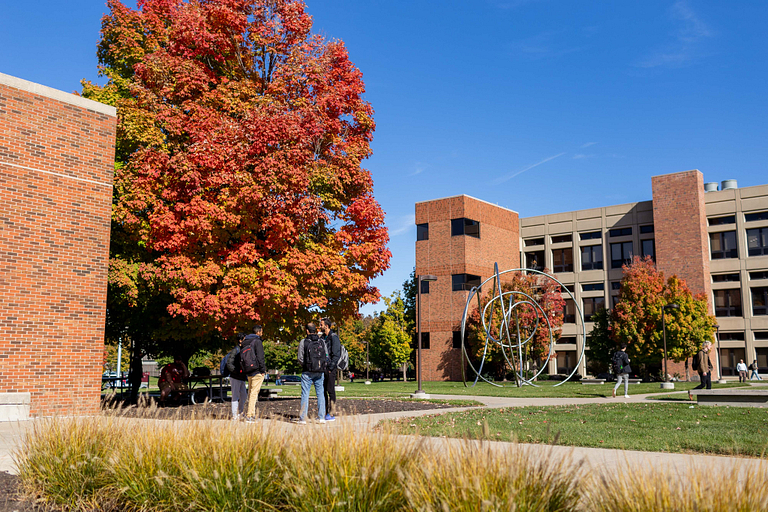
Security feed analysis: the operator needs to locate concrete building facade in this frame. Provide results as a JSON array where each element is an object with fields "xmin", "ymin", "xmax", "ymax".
[
  {"xmin": 415, "ymin": 170, "xmax": 768, "ymax": 381},
  {"xmin": 0, "ymin": 73, "xmax": 116, "ymax": 418}
]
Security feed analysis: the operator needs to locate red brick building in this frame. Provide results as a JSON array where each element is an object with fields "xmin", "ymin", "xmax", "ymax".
[
  {"xmin": 0, "ymin": 73, "xmax": 116, "ymax": 418},
  {"xmin": 415, "ymin": 170, "xmax": 768, "ymax": 381}
]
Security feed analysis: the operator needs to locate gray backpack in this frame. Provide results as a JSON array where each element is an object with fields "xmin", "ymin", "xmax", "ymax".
[{"xmin": 337, "ymin": 344, "xmax": 349, "ymax": 371}]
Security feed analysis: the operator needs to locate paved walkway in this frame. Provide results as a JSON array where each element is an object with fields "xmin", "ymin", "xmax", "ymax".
[{"xmin": 2, "ymin": 390, "xmax": 765, "ymax": 481}]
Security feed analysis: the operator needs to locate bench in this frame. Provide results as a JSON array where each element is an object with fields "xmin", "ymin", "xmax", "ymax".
[
  {"xmin": 259, "ymin": 388, "xmax": 282, "ymax": 400},
  {"xmin": 581, "ymin": 379, "xmax": 606, "ymax": 385},
  {"xmin": 691, "ymin": 389, "xmax": 768, "ymax": 407}
]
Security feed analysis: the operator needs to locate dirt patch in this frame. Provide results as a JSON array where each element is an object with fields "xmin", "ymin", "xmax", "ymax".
[{"xmin": 0, "ymin": 471, "xmax": 41, "ymax": 512}]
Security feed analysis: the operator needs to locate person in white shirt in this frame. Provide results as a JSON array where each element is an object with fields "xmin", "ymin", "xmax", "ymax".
[{"xmin": 736, "ymin": 359, "xmax": 748, "ymax": 382}]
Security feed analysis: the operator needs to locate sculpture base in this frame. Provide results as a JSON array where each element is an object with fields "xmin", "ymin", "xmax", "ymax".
[
  {"xmin": 660, "ymin": 382, "xmax": 675, "ymax": 390},
  {"xmin": 410, "ymin": 391, "xmax": 431, "ymax": 399}
]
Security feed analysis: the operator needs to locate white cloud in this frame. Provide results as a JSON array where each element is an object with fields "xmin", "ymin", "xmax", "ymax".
[
  {"xmin": 581, "ymin": 142, "xmax": 597, "ymax": 148},
  {"xmin": 408, "ymin": 162, "xmax": 426, "ymax": 177},
  {"xmin": 637, "ymin": 0, "xmax": 713, "ymax": 69},
  {"xmin": 573, "ymin": 154, "xmax": 594, "ymax": 160},
  {"xmin": 388, "ymin": 214, "xmax": 416, "ymax": 236},
  {"xmin": 493, "ymin": 152, "xmax": 565, "ymax": 184}
]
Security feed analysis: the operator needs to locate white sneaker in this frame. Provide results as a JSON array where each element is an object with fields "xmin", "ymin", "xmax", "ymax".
[
  {"xmin": 293, "ymin": 419, "xmax": 307, "ymax": 425},
  {"xmin": 317, "ymin": 419, "xmax": 326, "ymax": 424},
  {"xmin": 624, "ymin": 395, "xmax": 630, "ymax": 398}
]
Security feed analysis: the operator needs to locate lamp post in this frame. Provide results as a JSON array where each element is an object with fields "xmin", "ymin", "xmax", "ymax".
[
  {"xmin": 661, "ymin": 303, "xmax": 680, "ymax": 389},
  {"xmin": 365, "ymin": 340, "xmax": 370, "ymax": 384},
  {"xmin": 412, "ymin": 274, "xmax": 437, "ymax": 399}
]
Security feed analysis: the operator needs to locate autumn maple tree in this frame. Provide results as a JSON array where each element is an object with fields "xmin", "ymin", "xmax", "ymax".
[
  {"xmin": 84, "ymin": 0, "xmax": 390, "ymax": 396},
  {"xmin": 465, "ymin": 271, "xmax": 565, "ymax": 382},
  {"xmin": 611, "ymin": 256, "xmax": 715, "ymax": 372}
]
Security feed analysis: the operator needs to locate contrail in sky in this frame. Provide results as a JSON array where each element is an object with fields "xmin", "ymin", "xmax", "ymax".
[{"xmin": 493, "ymin": 152, "xmax": 565, "ymax": 185}]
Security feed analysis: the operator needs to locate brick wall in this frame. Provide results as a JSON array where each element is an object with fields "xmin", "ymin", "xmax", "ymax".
[
  {"xmin": 0, "ymin": 73, "xmax": 116, "ymax": 416},
  {"xmin": 651, "ymin": 170, "xmax": 712, "ymax": 309},
  {"xmin": 415, "ymin": 195, "xmax": 519, "ymax": 380}
]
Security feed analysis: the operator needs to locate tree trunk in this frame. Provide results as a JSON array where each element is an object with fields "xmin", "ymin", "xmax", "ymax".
[
  {"xmin": 402, "ymin": 362, "xmax": 407, "ymax": 382},
  {"xmin": 684, "ymin": 359, "xmax": 690, "ymax": 382},
  {"xmin": 128, "ymin": 339, "xmax": 144, "ymax": 404}
]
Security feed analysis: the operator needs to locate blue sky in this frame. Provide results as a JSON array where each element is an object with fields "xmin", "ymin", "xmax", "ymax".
[{"xmin": 2, "ymin": 1, "xmax": 767, "ymax": 316}]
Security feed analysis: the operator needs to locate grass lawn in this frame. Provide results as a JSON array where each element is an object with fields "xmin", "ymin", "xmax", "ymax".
[
  {"xmin": 267, "ymin": 379, "xmax": 750, "ymax": 398},
  {"xmin": 385, "ymin": 402, "xmax": 768, "ymax": 457}
]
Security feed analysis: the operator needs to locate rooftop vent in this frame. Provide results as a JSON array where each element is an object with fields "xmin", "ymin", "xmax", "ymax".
[
  {"xmin": 721, "ymin": 179, "xmax": 738, "ymax": 190},
  {"xmin": 704, "ymin": 182, "xmax": 719, "ymax": 192}
]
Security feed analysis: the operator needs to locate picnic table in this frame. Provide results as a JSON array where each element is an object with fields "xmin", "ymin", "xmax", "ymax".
[{"xmin": 184, "ymin": 375, "xmax": 228, "ymax": 404}]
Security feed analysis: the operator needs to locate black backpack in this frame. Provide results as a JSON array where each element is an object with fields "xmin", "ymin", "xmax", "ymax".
[
  {"xmin": 225, "ymin": 347, "xmax": 239, "ymax": 375},
  {"xmin": 612, "ymin": 351, "xmax": 624, "ymax": 374},
  {"xmin": 305, "ymin": 335, "xmax": 328, "ymax": 372},
  {"xmin": 691, "ymin": 353, "xmax": 700, "ymax": 372}
]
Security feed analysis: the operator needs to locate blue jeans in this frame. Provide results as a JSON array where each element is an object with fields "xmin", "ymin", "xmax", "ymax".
[{"xmin": 299, "ymin": 372, "xmax": 326, "ymax": 421}]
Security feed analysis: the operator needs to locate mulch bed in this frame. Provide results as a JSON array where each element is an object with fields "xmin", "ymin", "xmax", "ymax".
[
  {"xmin": 103, "ymin": 396, "xmax": 463, "ymax": 421},
  {"xmin": 0, "ymin": 471, "xmax": 40, "ymax": 512}
]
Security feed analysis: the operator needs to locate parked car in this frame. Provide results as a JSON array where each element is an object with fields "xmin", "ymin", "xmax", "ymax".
[{"xmin": 277, "ymin": 375, "xmax": 301, "ymax": 385}]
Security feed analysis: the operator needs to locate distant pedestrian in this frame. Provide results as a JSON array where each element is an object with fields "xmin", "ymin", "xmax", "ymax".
[
  {"xmin": 350, "ymin": 371, "xmax": 355, "ymax": 384},
  {"xmin": 611, "ymin": 343, "xmax": 632, "ymax": 399},
  {"xmin": 221, "ymin": 336, "xmax": 248, "ymax": 420},
  {"xmin": 737, "ymin": 359, "xmax": 748, "ymax": 382},
  {"xmin": 749, "ymin": 359, "xmax": 762, "ymax": 380},
  {"xmin": 296, "ymin": 322, "xmax": 327, "ymax": 424},
  {"xmin": 320, "ymin": 318, "xmax": 341, "ymax": 421},
  {"xmin": 240, "ymin": 325, "xmax": 267, "ymax": 423},
  {"xmin": 689, "ymin": 341, "xmax": 714, "ymax": 400}
]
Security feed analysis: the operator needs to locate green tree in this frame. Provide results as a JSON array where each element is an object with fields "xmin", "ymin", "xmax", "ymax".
[
  {"xmin": 586, "ymin": 307, "xmax": 613, "ymax": 375},
  {"xmin": 337, "ymin": 316, "xmax": 370, "ymax": 373},
  {"xmin": 402, "ymin": 269, "xmax": 416, "ymax": 332},
  {"xmin": 368, "ymin": 293, "xmax": 412, "ymax": 380},
  {"xmin": 263, "ymin": 338, "xmax": 301, "ymax": 375},
  {"xmin": 612, "ymin": 256, "xmax": 716, "ymax": 374}
]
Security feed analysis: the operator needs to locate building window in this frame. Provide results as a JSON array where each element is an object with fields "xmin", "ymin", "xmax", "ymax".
[
  {"xmin": 451, "ymin": 218, "xmax": 480, "ymax": 238},
  {"xmin": 526, "ymin": 251, "xmax": 545, "ymax": 270},
  {"xmin": 712, "ymin": 273, "xmax": 740, "ymax": 282},
  {"xmin": 719, "ymin": 347, "xmax": 746, "ymax": 376},
  {"xmin": 640, "ymin": 225, "xmax": 654, "ymax": 234},
  {"xmin": 552, "ymin": 248, "xmax": 573, "ymax": 273},
  {"xmin": 416, "ymin": 223, "xmax": 429, "ymax": 241},
  {"xmin": 420, "ymin": 280, "xmax": 430, "ymax": 294},
  {"xmin": 612, "ymin": 295, "xmax": 620, "ymax": 308},
  {"xmin": 714, "ymin": 289, "xmax": 742, "ymax": 317},
  {"xmin": 452, "ymin": 331, "xmax": 463, "ymax": 348},
  {"xmin": 581, "ymin": 245, "xmax": 603, "ymax": 271},
  {"xmin": 747, "ymin": 228, "xmax": 768, "ymax": 256},
  {"xmin": 710, "ymin": 231, "xmax": 738, "ymax": 259},
  {"xmin": 755, "ymin": 332, "xmax": 768, "ymax": 340},
  {"xmin": 583, "ymin": 297, "xmax": 605, "ymax": 321},
  {"xmin": 556, "ymin": 350, "xmax": 577, "ymax": 375},
  {"xmin": 551, "ymin": 234, "xmax": 572, "ymax": 243},
  {"xmin": 562, "ymin": 299, "xmax": 575, "ymax": 323},
  {"xmin": 719, "ymin": 332, "xmax": 745, "ymax": 341},
  {"xmin": 563, "ymin": 284, "xmax": 575, "ymax": 292},
  {"xmin": 609, "ymin": 227, "xmax": 632, "ymax": 237},
  {"xmin": 452, "ymin": 273, "xmax": 481, "ymax": 291},
  {"xmin": 582, "ymin": 282, "xmax": 605, "ymax": 291},
  {"xmin": 412, "ymin": 332, "xmax": 430, "ymax": 350},
  {"xmin": 525, "ymin": 237, "xmax": 544, "ymax": 247},
  {"xmin": 745, "ymin": 211, "xmax": 768, "ymax": 222},
  {"xmin": 641, "ymin": 239, "xmax": 655, "ymax": 261},
  {"xmin": 750, "ymin": 271, "xmax": 768, "ymax": 280},
  {"xmin": 580, "ymin": 231, "xmax": 601, "ymax": 240},
  {"xmin": 752, "ymin": 287, "xmax": 768, "ymax": 316},
  {"xmin": 610, "ymin": 241, "xmax": 633, "ymax": 269},
  {"xmin": 611, "ymin": 281, "xmax": 621, "ymax": 290},
  {"xmin": 708, "ymin": 215, "xmax": 736, "ymax": 226}
]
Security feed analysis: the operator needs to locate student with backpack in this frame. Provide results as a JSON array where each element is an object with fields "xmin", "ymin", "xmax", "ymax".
[
  {"xmin": 749, "ymin": 359, "xmax": 762, "ymax": 380},
  {"xmin": 221, "ymin": 335, "xmax": 248, "ymax": 420},
  {"xmin": 296, "ymin": 322, "xmax": 327, "ymax": 424},
  {"xmin": 611, "ymin": 343, "xmax": 632, "ymax": 398},
  {"xmin": 240, "ymin": 325, "xmax": 267, "ymax": 423},
  {"xmin": 320, "ymin": 318, "xmax": 342, "ymax": 421},
  {"xmin": 689, "ymin": 341, "xmax": 714, "ymax": 400}
]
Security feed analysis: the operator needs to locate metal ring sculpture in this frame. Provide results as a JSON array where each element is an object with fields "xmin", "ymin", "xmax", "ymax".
[{"xmin": 459, "ymin": 263, "xmax": 586, "ymax": 387}]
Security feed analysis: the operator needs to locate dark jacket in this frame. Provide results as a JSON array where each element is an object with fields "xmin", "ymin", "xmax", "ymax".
[
  {"xmin": 695, "ymin": 349, "xmax": 713, "ymax": 375},
  {"xmin": 222, "ymin": 346, "xmax": 247, "ymax": 381},
  {"xmin": 323, "ymin": 331, "xmax": 342, "ymax": 371},
  {"xmin": 613, "ymin": 350, "xmax": 632, "ymax": 375},
  {"xmin": 240, "ymin": 334, "xmax": 266, "ymax": 376}
]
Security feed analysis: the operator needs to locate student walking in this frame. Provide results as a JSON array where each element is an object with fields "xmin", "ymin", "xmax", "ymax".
[
  {"xmin": 240, "ymin": 325, "xmax": 267, "ymax": 423},
  {"xmin": 749, "ymin": 359, "xmax": 762, "ymax": 380},
  {"xmin": 320, "ymin": 318, "xmax": 341, "ymax": 421},
  {"xmin": 737, "ymin": 359, "xmax": 748, "ymax": 382},
  {"xmin": 689, "ymin": 341, "xmax": 714, "ymax": 400},
  {"xmin": 221, "ymin": 336, "xmax": 248, "ymax": 420},
  {"xmin": 611, "ymin": 343, "xmax": 632, "ymax": 398},
  {"xmin": 296, "ymin": 322, "xmax": 327, "ymax": 424}
]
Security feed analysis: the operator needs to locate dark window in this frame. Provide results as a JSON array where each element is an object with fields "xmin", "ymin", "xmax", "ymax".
[
  {"xmin": 611, "ymin": 281, "xmax": 621, "ymax": 290},
  {"xmin": 610, "ymin": 241, "xmax": 633, "ymax": 269},
  {"xmin": 420, "ymin": 280, "xmax": 430, "ymax": 294},
  {"xmin": 558, "ymin": 336, "xmax": 576, "ymax": 345},
  {"xmin": 609, "ymin": 227, "xmax": 632, "ymax": 237},
  {"xmin": 451, "ymin": 218, "xmax": 480, "ymax": 238},
  {"xmin": 747, "ymin": 228, "xmax": 768, "ymax": 256},
  {"xmin": 710, "ymin": 231, "xmax": 738, "ymax": 259},
  {"xmin": 563, "ymin": 284, "xmax": 575, "ymax": 292},
  {"xmin": 612, "ymin": 295, "xmax": 620, "ymax": 308},
  {"xmin": 750, "ymin": 271, "xmax": 768, "ymax": 280},
  {"xmin": 416, "ymin": 223, "xmax": 429, "ymax": 241},
  {"xmin": 580, "ymin": 231, "xmax": 601, "ymax": 240},
  {"xmin": 452, "ymin": 331, "xmax": 463, "ymax": 349},
  {"xmin": 581, "ymin": 245, "xmax": 603, "ymax": 271},
  {"xmin": 526, "ymin": 251, "xmax": 545, "ymax": 270},
  {"xmin": 641, "ymin": 239, "xmax": 655, "ymax": 261},
  {"xmin": 640, "ymin": 225, "xmax": 654, "ymax": 234},
  {"xmin": 412, "ymin": 332, "xmax": 430, "ymax": 350},
  {"xmin": 452, "ymin": 274, "xmax": 481, "ymax": 292},
  {"xmin": 583, "ymin": 297, "xmax": 605, "ymax": 321},
  {"xmin": 719, "ymin": 332, "xmax": 745, "ymax": 341},
  {"xmin": 556, "ymin": 350, "xmax": 577, "ymax": 375},
  {"xmin": 708, "ymin": 215, "xmax": 736, "ymax": 226},
  {"xmin": 562, "ymin": 299, "xmax": 575, "ymax": 323},
  {"xmin": 525, "ymin": 237, "xmax": 544, "ymax": 247},
  {"xmin": 712, "ymin": 273, "xmax": 740, "ymax": 282},
  {"xmin": 552, "ymin": 248, "xmax": 573, "ymax": 273},
  {"xmin": 757, "ymin": 347, "xmax": 768, "ymax": 373},
  {"xmin": 745, "ymin": 211, "xmax": 768, "ymax": 222},
  {"xmin": 714, "ymin": 289, "xmax": 742, "ymax": 317},
  {"xmin": 719, "ymin": 347, "xmax": 746, "ymax": 376},
  {"xmin": 755, "ymin": 332, "xmax": 768, "ymax": 340},
  {"xmin": 752, "ymin": 287, "xmax": 768, "ymax": 316},
  {"xmin": 551, "ymin": 234, "xmax": 572, "ymax": 243},
  {"xmin": 582, "ymin": 282, "xmax": 605, "ymax": 291}
]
